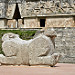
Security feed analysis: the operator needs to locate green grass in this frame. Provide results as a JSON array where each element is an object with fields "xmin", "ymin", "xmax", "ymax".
[{"xmin": 0, "ymin": 30, "xmax": 36, "ymax": 54}]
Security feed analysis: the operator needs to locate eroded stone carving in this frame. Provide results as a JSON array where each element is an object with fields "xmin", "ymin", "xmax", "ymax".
[
  {"xmin": 21, "ymin": 0, "xmax": 75, "ymax": 17},
  {"xmin": 6, "ymin": 4, "xmax": 16, "ymax": 19},
  {"xmin": 0, "ymin": 33, "xmax": 62, "ymax": 67}
]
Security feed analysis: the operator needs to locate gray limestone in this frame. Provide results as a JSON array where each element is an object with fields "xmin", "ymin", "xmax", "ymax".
[
  {"xmin": 41, "ymin": 27, "xmax": 75, "ymax": 63},
  {"xmin": 0, "ymin": 33, "xmax": 62, "ymax": 66},
  {"xmin": 33, "ymin": 27, "xmax": 75, "ymax": 63}
]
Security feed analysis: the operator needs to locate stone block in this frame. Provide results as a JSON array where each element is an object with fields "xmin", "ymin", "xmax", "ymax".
[
  {"xmin": 46, "ymin": 17, "xmax": 75, "ymax": 27},
  {"xmin": 7, "ymin": 19, "xmax": 17, "ymax": 28},
  {"xmin": 6, "ymin": 4, "xmax": 16, "ymax": 19},
  {"xmin": 18, "ymin": 19, "xmax": 24, "ymax": 28},
  {"xmin": 0, "ymin": 19, "xmax": 7, "ymax": 28},
  {"xmin": 24, "ymin": 18, "xmax": 40, "ymax": 28},
  {"xmin": 0, "ymin": 33, "xmax": 61, "ymax": 67}
]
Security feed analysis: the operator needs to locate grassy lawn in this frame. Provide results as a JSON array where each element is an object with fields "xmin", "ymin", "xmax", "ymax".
[{"xmin": 0, "ymin": 30, "xmax": 36, "ymax": 54}]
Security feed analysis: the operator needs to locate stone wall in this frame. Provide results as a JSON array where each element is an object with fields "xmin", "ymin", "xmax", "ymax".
[
  {"xmin": 18, "ymin": 19, "xmax": 23, "ymax": 28},
  {"xmin": 24, "ymin": 18, "xmax": 40, "ymax": 28},
  {"xmin": 5, "ymin": 0, "xmax": 75, "ymax": 18},
  {"xmin": 0, "ymin": 3, "xmax": 6, "ymax": 18},
  {"xmin": 0, "ymin": 0, "xmax": 75, "ymax": 19},
  {"xmin": 0, "ymin": 19, "xmax": 7, "ymax": 28},
  {"xmin": 46, "ymin": 17, "xmax": 75, "ymax": 27},
  {"xmin": 0, "ymin": 0, "xmax": 74, "ymax": 28},
  {"xmin": 23, "ymin": 17, "xmax": 75, "ymax": 28},
  {"xmin": 7, "ymin": 19, "xmax": 17, "ymax": 28},
  {"xmin": 53, "ymin": 27, "xmax": 75, "ymax": 63},
  {"xmin": 6, "ymin": 4, "xmax": 16, "ymax": 19},
  {"xmin": 21, "ymin": 0, "xmax": 75, "ymax": 17}
]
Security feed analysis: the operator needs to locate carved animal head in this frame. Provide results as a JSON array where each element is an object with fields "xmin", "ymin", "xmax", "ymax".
[{"xmin": 2, "ymin": 33, "xmax": 19, "ymax": 42}]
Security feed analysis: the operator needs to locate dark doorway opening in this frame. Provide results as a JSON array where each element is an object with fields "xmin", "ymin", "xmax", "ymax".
[
  {"xmin": 13, "ymin": 3, "xmax": 21, "ymax": 19},
  {"xmin": 40, "ymin": 19, "xmax": 45, "ymax": 27}
]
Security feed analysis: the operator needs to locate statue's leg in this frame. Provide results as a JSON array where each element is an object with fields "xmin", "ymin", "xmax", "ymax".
[
  {"xmin": 29, "ymin": 53, "xmax": 61, "ymax": 67},
  {"xmin": 42, "ymin": 53, "xmax": 61, "ymax": 67},
  {"xmin": 0, "ymin": 54, "xmax": 19, "ymax": 65}
]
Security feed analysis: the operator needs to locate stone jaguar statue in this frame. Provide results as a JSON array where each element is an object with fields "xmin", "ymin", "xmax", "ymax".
[{"xmin": 0, "ymin": 33, "xmax": 62, "ymax": 67}]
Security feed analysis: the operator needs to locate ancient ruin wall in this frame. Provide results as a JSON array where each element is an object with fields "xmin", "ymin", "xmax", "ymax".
[
  {"xmin": 21, "ymin": 0, "xmax": 75, "ymax": 17},
  {"xmin": 0, "ymin": 0, "xmax": 75, "ymax": 18},
  {"xmin": 54, "ymin": 27, "xmax": 75, "ymax": 63},
  {"xmin": 0, "ymin": 0, "xmax": 75, "ymax": 28}
]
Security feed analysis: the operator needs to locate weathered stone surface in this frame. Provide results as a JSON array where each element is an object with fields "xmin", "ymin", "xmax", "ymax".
[
  {"xmin": 0, "ymin": 3, "xmax": 6, "ymax": 18},
  {"xmin": 2, "ymin": 33, "xmax": 19, "ymax": 42},
  {"xmin": 34, "ymin": 27, "xmax": 75, "ymax": 63},
  {"xmin": 21, "ymin": 0, "xmax": 75, "ymax": 17},
  {"xmin": 46, "ymin": 17, "xmax": 75, "ymax": 27},
  {"xmin": 0, "ymin": 19, "xmax": 7, "ymax": 28},
  {"xmin": 43, "ymin": 28, "xmax": 57, "ymax": 36},
  {"xmin": 0, "ymin": 33, "xmax": 61, "ymax": 66},
  {"xmin": 0, "ymin": 0, "xmax": 75, "ymax": 18},
  {"xmin": 0, "ymin": 0, "xmax": 75, "ymax": 28},
  {"xmin": 53, "ymin": 28, "xmax": 75, "ymax": 63},
  {"xmin": 24, "ymin": 18, "xmax": 40, "ymax": 28},
  {"xmin": 7, "ymin": 19, "xmax": 17, "ymax": 28},
  {"xmin": 6, "ymin": 4, "xmax": 16, "ymax": 19},
  {"xmin": 20, "ymin": 17, "xmax": 75, "ymax": 28},
  {"xmin": 29, "ymin": 34, "xmax": 54, "ymax": 64},
  {"xmin": 18, "ymin": 19, "xmax": 24, "ymax": 28},
  {"xmin": 29, "ymin": 34, "xmax": 61, "ymax": 66},
  {"xmin": 2, "ymin": 33, "xmax": 29, "ymax": 65}
]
